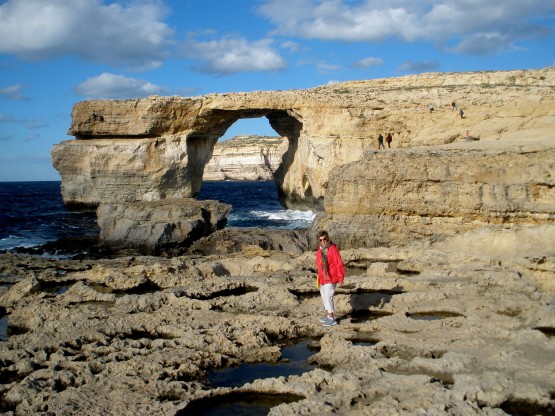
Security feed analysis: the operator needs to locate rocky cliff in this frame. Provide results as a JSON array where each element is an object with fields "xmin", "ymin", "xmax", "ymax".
[
  {"xmin": 202, "ymin": 135, "xmax": 286, "ymax": 181},
  {"xmin": 312, "ymin": 137, "xmax": 555, "ymax": 251},
  {"xmin": 52, "ymin": 68, "xmax": 555, "ymax": 210},
  {"xmin": 1, "ymin": 69, "xmax": 554, "ymax": 415}
]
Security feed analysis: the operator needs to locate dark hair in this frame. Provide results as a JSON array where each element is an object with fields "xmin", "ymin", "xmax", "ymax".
[{"xmin": 318, "ymin": 231, "xmax": 329, "ymax": 240}]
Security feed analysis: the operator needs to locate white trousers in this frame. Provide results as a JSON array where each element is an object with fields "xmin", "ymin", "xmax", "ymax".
[{"xmin": 320, "ymin": 283, "xmax": 337, "ymax": 314}]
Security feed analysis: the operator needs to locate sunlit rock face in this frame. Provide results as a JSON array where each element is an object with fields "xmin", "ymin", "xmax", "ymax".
[
  {"xmin": 310, "ymin": 138, "xmax": 555, "ymax": 249},
  {"xmin": 202, "ymin": 135, "xmax": 287, "ymax": 181},
  {"xmin": 52, "ymin": 68, "xmax": 555, "ymax": 210}
]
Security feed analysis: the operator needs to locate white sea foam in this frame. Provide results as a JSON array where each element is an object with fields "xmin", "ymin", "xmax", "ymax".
[
  {"xmin": 254, "ymin": 210, "xmax": 316, "ymax": 222},
  {"xmin": 251, "ymin": 209, "xmax": 316, "ymax": 229},
  {"xmin": 0, "ymin": 235, "xmax": 42, "ymax": 250}
]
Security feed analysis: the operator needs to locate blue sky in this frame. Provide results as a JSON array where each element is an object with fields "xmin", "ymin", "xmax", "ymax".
[{"xmin": 1, "ymin": 0, "xmax": 554, "ymax": 181}]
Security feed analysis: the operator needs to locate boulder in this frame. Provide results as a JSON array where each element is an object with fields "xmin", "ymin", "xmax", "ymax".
[
  {"xmin": 187, "ymin": 228, "xmax": 310, "ymax": 255},
  {"xmin": 97, "ymin": 198, "xmax": 230, "ymax": 254}
]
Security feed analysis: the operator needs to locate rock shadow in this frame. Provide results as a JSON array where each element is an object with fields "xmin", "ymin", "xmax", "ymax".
[{"xmin": 344, "ymin": 287, "xmax": 403, "ymax": 323}]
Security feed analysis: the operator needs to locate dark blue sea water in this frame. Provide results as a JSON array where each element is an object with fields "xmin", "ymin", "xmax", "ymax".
[
  {"xmin": 0, "ymin": 180, "xmax": 314, "ymax": 252},
  {"xmin": 198, "ymin": 180, "xmax": 314, "ymax": 229},
  {"xmin": 0, "ymin": 181, "xmax": 99, "ymax": 252}
]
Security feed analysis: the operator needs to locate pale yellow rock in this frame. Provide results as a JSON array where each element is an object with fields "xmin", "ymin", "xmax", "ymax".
[
  {"xmin": 203, "ymin": 135, "xmax": 286, "ymax": 181},
  {"xmin": 312, "ymin": 136, "xmax": 555, "ymax": 249},
  {"xmin": 53, "ymin": 68, "xmax": 555, "ymax": 209}
]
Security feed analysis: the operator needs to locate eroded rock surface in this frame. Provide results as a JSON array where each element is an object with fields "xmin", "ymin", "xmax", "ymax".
[
  {"xmin": 203, "ymin": 135, "xmax": 287, "ymax": 181},
  {"xmin": 52, "ymin": 68, "xmax": 555, "ymax": 210},
  {"xmin": 96, "ymin": 198, "xmax": 230, "ymax": 255},
  {"xmin": 1, "ymin": 225, "xmax": 554, "ymax": 415},
  {"xmin": 312, "ymin": 137, "xmax": 555, "ymax": 250}
]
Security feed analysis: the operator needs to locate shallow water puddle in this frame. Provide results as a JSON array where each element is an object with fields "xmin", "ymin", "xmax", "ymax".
[
  {"xmin": 348, "ymin": 330, "xmax": 381, "ymax": 347},
  {"xmin": 179, "ymin": 392, "xmax": 304, "ymax": 415},
  {"xmin": 0, "ymin": 315, "xmax": 8, "ymax": 341},
  {"xmin": 407, "ymin": 312, "xmax": 463, "ymax": 321},
  {"xmin": 208, "ymin": 339, "xmax": 318, "ymax": 389},
  {"xmin": 0, "ymin": 315, "xmax": 27, "ymax": 341},
  {"xmin": 351, "ymin": 337, "xmax": 380, "ymax": 347}
]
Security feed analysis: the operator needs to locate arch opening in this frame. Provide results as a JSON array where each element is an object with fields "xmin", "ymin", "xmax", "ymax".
[{"xmin": 194, "ymin": 110, "xmax": 314, "ymax": 230}]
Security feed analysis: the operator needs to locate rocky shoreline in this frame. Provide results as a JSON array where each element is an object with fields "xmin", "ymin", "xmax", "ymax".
[
  {"xmin": 1, "ymin": 223, "xmax": 554, "ymax": 415},
  {"xmin": 2, "ymin": 68, "xmax": 554, "ymax": 414}
]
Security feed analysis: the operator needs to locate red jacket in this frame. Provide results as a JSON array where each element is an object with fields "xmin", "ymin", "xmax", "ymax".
[{"xmin": 316, "ymin": 243, "xmax": 345, "ymax": 286}]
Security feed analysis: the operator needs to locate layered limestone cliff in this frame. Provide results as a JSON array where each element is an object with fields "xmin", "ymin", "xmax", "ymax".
[
  {"xmin": 3, "ymin": 69, "xmax": 555, "ymax": 415},
  {"xmin": 52, "ymin": 68, "xmax": 555, "ymax": 210},
  {"xmin": 311, "ymin": 137, "xmax": 555, "ymax": 253},
  {"xmin": 202, "ymin": 135, "xmax": 286, "ymax": 181}
]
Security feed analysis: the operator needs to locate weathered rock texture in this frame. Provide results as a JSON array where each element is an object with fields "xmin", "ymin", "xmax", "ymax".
[
  {"xmin": 312, "ymin": 137, "xmax": 555, "ymax": 249},
  {"xmin": 3, "ymin": 69, "xmax": 551, "ymax": 413},
  {"xmin": 203, "ymin": 135, "xmax": 287, "ymax": 181},
  {"xmin": 52, "ymin": 68, "xmax": 555, "ymax": 210},
  {"xmin": 97, "ymin": 199, "xmax": 231, "ymax": 255},
  {"xmin": 1, "ymin": 223, "xmax": 554, "ymax": 415}
]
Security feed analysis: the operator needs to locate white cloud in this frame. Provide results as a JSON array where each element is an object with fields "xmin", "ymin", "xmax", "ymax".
[
  {"xmin": 181, "ymin": 36, "xmax": 287, "ymax": 74},
  {"xmin": 24, "ymin": 133, "xmax": 40, "ymax": 142},
  {"xmin": 0, "ymin": 0, "xmax": 173, "ymax": 69},
  {"xmin": 352, "ymin": 57, "xmax": 383, "ymax": 69},
  {"xmin": 280, "ymin": 40, "xmax": 301, "ymax": 53},
  {"xmin": 74, "ymin": 73, "xmax": 167, "ymax": 99},
  {"xmin": 257, "ymin": 0, "xmax": 555, "ymax": 56},
  {"xmin": 0, "ymin": 114, "xmax": 16, "ymax": 123},
  {"xmin": 316, "ymin": 62, "xmax": 342, "ymax": 73},
  {"xmin": 0, "ymin": 84, "xmax": 28, "ymax": 100},
  {"xmin": 398, "ymin": 60, "xmax": 440, "ymax": 72},
  {"xmin": 449, "ymin": 32, "xmax": 517, "ymax": 56},
  {"xmin": 26, "ymin": 119, "xmax": 49, "ymax": 129}
]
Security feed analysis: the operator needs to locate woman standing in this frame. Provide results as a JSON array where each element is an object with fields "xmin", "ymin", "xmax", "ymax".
[{"xmin": 316, "ymin": 231, "xmax": 345, "ymax": 327}]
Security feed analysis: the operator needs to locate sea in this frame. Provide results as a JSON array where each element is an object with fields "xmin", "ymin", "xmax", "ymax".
[{"xmin": 0, "ymin": 180, "xmax": 315, "ymax": 254}]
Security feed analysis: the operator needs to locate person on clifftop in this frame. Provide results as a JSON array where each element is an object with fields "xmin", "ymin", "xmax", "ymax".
[
  {"xmin": 386, "ymin": 132, "xmax": 393, "ymax": 148},
  {"xmin": 378, "ymin": 133, "xmax": 385, "ymax": 149},
  {"xmin": 316, "ymin": 231, "xmax": 345, "ymax": 327}
]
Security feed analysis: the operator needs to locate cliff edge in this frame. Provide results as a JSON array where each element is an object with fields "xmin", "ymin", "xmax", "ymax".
[{"xmin": 52, "ymin": 68, "xmax": 555, "ymax": 210}]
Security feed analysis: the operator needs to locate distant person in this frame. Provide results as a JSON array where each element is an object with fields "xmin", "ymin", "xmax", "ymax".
[
  {"xmin": 386, "ymin": 132, "xmax": 393, "ymax": 148},
  {"xmin": 459, "ymin": 109, "xmax": 465, "ymax": 119},
  {"xmin": 451, "ymin": 102, "xmax": 457, "ymax": 111},
  {"xmin": 316, "ymin": 231, "xmax": 344, "ymax": 327},
  {"xmin": 465, "ymin": 129, "xmax": 470, "ymax": 142},
  {"xmin": 378, "ymin": 133, "xmax": 385, "ymax": 149},
  {"xmin": 429, "ymin": 104, "xmax": 434, "ymax": 113}
]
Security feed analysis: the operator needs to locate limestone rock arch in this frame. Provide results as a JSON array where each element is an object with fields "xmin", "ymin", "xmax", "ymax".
[
  {"xmin": 52, "ymin": 98, "xmax": 318, "ymax": 210},
  {"xmin": 52, "ymin": 68, "xmax": 555, "ymax": 212}
]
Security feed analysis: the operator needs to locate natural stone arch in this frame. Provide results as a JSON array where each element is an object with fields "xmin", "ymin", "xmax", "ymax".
[
  {"xmin": 56, "ymin": 68, "xmax": 555, "ymax": 211},
  {"xmin": 186, "ymin": 109, "xmax": 304, "ymax": 208}
]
